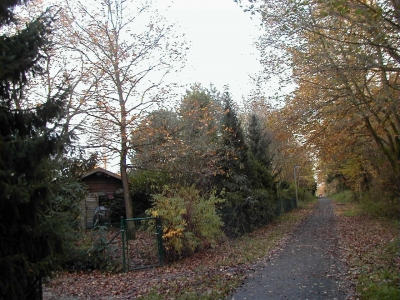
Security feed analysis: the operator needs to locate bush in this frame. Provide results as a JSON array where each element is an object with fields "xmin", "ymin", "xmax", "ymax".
[
  {"xmin": 278, "ymin": 184, "xmax": 315, "ymax": 212},
  {"xmin": 298, "ymin": 187, "xmax": 316, "ymax": 202},
  {"xmin": 359, "ymin": 191, "xmax": 398, "ymax": 219},
  {"xmin": 130, "ymin": 170, "xmax": 171, "ymax": 217},
  {"xmin": 147, "ymin": 186, "xmax": 225, "ymax": 261},
  {"xmin": 219, "ymin": 189, "xmax": 277, "ymax": 237},
  {"xmin": 63, "ymin": 226, "xmax": 120, "ymax": 272}
]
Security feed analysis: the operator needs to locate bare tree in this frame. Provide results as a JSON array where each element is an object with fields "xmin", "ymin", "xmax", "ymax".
[
  {"xmin": 9, "ymin": 1, "xmax": 94, "ymax": 140},
  {"xmin": 62, "ymin": 0, "xmax": 187, "ymax": 218}
]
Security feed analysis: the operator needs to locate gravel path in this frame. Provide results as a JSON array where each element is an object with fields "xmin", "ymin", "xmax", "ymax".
[{"xmin": 229, "ymin": 197, "xmax": 349, "ymax": 300}]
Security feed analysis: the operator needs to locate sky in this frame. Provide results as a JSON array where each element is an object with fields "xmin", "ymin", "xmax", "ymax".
[
  {"xmin": 32, "ymin": 0, "xmax": 266, "ymax": 172},
  {"xmin": 158, "ymin": 0, "xmax": 264, "ymax": 102},
  {"xmin": 37, "ymin": 0, "xmax": 264, "ymax": 102}
]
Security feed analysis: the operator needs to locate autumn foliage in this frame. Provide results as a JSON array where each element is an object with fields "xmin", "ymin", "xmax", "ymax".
[{"xmin": 147, "ymin": 186, "xmax": 225, "ymax": 261}]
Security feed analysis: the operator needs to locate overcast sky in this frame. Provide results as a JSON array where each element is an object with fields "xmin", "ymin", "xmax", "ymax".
[
  {"xmin": 158, "ymin": 0, "xmax": 263, "ymax": 101},
  {"xmin": 40, "ymin": 0, "xmax": 263, "ymax": 102}
]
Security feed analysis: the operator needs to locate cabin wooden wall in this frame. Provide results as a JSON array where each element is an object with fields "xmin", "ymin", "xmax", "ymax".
[
  {"xmin": 84, "ymin": 194, "xmax": 98, "ymax": 228},
  {"xmin": 83, "ymin": 174, "xmax": 122, "ymax": 194},
  {"xmin": 82, "ymin": 173, "xmax": 123, "ymax": 228}
]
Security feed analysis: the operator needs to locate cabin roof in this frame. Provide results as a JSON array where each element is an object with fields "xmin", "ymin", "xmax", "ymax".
[{"xmin": 81, "ymin": 167, "xmax": 121, "ymax": 181}]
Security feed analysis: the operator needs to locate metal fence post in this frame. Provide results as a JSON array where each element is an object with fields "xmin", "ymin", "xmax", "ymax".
[
  {"xmin": 120, "ymin": 216, "xmax": 126, "ymax": 272},
  {"xmin": 156, "ymin": 217, "xmax": 164, "ymax": 267}
]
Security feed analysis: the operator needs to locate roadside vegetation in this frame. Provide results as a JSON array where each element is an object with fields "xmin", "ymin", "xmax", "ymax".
[
  {"xmin": 44, "ymin": 200, "xmax": 316, "ymax": 299},
  {"xmin": 331, "ymin": 191, "xmax": 399, "ymax": 300},
  {"xmin": 2, "ymin": 0, "xmax": 398, "ymax": 299}
]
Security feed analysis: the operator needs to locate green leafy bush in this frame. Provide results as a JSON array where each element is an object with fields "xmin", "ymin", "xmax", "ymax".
[
  {"xmin": 147, "ymin": 186, "xmax": 225, "ymax": 261},
  {"xmin": 219, "ymin": 189, "xmax": 277, "ymax": 237}
]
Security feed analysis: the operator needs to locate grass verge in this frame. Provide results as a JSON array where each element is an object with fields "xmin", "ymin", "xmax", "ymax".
[{"xmin": 331, "ymin": 192, "xmax": 399, "ymax": 300}]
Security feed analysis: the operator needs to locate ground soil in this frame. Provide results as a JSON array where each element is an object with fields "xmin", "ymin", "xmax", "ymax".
[
  {"xmin": 229, "ymin": 197, "xmax": 351, "ymax": 300},
  {"xmin": 44, "ymin": 198, "xmax": 367, "ymax": 300}
]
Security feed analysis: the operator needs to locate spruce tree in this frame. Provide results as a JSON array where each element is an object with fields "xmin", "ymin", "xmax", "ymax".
[
  {"xmin": 218, "ymin": 89, "xmax": 249, "ymax": 191},
  {"xmin": 0, "ymin": 3, "xmax": 69, "ymax": 299},
  {"xmin": 247, "ymin": 114, "xmax": 274, "ymax": 189}
]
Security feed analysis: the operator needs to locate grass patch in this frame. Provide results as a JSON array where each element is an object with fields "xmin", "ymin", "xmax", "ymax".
[
  {"xmin": 330, "ymin": 190, "xmax": 354, "ymax": 203},
  {"xmin": 330, "ymin": 191, "xmax": 362, "ymax": 217},
  {"xmin": 341, "ymin": 209, "xmax": 359, "ymax": 217},
  {"xmin": 298, "ymin": 197, "xmax": 318, "ymax": 209},
  {"xmin": 333, "ymin": 196, "xmax": 399, "ymax": 300},
  {"xmin": 358, "ymin": 269, "xmax": 399, "ymax": 300},
  {"xmin": 143, "ymin": 272, "xmax": 243, "ymax": 300},
  {"xmin": 359, "ymin": 199, "xmax": 398, "ymax": 219},
  {"xmin": 357, "ymin": 238, "xmax": 399, "ymax": 300},
  {"xmin": 331, "ymin": 190, "xmax": 398, "ymax": 219}
]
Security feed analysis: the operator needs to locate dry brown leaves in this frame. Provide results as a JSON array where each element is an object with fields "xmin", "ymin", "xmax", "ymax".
[
  {"xmin": 332, "ymin": 201, "xmax": 398, "ymax": 299},
  {"xmin": 43, "ymin": 205, "xmax": 315, "ymax": 300}
]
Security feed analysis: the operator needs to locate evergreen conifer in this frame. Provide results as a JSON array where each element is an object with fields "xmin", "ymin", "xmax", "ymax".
[
  {"xmin": 0, "ymin": 2, "xmax": 69, "ymax": 299},
  {"xmin": 218, "ymin": 89, "xmax": 249, "ymax": 191},
  {"xmin": 247, "ymin": 114, "xmax": 274, "ymax": 190}
]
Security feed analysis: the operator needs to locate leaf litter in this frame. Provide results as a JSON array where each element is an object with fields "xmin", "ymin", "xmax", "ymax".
[{"xmin": 44, "ymin": 204, "xmax": 315, "ymax": 299}]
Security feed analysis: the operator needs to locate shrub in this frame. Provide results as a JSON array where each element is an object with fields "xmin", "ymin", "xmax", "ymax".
[
  {"xmin": 130, "ymin": 170, "xmax": 171, "ymax": 217},
  {"xmin": 329, "ymin": 189, "xmax": 355, "ymax": 203},
  {"xmin": 219, "ymin": 189, "xmax": 277, "ymax": 237},
  {"xmin": 147, "ymin": 186, "xmax": 225, "ymax": 261},
  {"xmin": 359, "ymin": 194, "xmax": 398, "ymax": 219},
  {"xmin": 63, "ymin": 226, "xmax": 120, "ymax": 272}
]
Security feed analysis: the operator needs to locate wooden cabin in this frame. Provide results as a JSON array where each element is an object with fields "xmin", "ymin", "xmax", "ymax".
[{"xmin": 81, "ymin": 167, "xmax": 123, "ymax": 228}]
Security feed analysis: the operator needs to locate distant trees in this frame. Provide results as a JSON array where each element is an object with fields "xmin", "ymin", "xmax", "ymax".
[
  {"xmin": 132, "ymin": 85, "xmax": 275, "ymax": 195},
  {"xmin": 0, "ymin": 1, "xmax": 71, "ymax": 298},
  {"xmin": 130, "ymin": 84, "xmax": 294, "ymax": 238},
  {"xmin": 131, "ymin": 85, "xmax": 222, "ymax": 188},
  {"xmin": 250, "ymin": 0, "xmax": 400, "ymax": 201}
]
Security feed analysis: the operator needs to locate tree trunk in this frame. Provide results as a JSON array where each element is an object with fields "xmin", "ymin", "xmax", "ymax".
[
  {"xmin": 120, "ymin": 153, "xmax": 133, "ymax": 219},
  {"xmin": 120, "ymin": 99, "xmax": 133, "ymax": 219}
]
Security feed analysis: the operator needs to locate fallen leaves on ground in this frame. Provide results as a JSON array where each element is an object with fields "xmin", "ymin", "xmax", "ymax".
[
  {"xmin": 333, "ymin": 201, "xmax": 398, "ymax": 299},
  {"xmin": 43, "ymin": 200, "xmax": 398, "ymax": 299},
  {"xmin": 43, "ymin": 203, "xmax": 316, "ymax": 300}
]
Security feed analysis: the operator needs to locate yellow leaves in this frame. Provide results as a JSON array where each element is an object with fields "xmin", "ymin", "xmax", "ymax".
[
  {"xmin": 146, "ymin": 186, "xmax": 224, "ymax": 259},
  {"xmin": 163, "ymin": 227, "xmax": 184, "ymax": 239}
]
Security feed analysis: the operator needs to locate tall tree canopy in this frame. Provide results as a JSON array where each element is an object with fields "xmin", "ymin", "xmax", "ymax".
[
  {"xmin": 0, "ymin": 1, "xmax": 70, "ymax": 298},
  {"xmin": 131, "ymin": 85, "xmax": 222, "ymax": 190},
  {"xmin": 247, "ymin": 0, "xmax": 400, "ymax": 197}
]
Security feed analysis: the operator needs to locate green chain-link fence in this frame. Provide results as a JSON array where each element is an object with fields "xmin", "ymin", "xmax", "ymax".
[{"xmin": 120, "ymin": 217, "xmax": 164, "ymax": 271}]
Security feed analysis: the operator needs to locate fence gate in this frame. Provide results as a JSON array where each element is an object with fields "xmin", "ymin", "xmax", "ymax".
[{"xmin": 121, "ymin": 217, "xmax": 164, "ymax": 271}]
